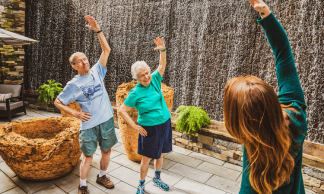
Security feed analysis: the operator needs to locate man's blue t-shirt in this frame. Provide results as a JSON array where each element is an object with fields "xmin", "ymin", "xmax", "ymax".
[{"xmin": 57, "ymin": 60, "xmax": 114, "ymax": 130}]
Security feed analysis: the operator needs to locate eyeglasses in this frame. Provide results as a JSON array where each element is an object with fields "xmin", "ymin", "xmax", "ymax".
[
  {"xmin": 74, "ymin": 58, "xmax": 88, "ymax": 65},
  {"xmin": 138, "ymin": 71, "xmax": 150, "ymax": 79}
]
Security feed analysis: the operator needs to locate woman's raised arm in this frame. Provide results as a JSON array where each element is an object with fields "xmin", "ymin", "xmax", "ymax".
[{"xmin": 247, "ymin": 0, "xmax": 305, "ymax": 105}]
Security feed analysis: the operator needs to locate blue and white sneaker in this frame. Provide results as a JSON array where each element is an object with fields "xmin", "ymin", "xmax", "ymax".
[
  {"xmin": 153, "ymin": 178, "xmax": 170, "ymax": 191},
  {"xmin": 136, "ymin": 185, "xmax": 145, "ymax": 194}
]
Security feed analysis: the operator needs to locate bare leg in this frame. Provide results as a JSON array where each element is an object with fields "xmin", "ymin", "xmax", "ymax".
[
  {"xmin": 100, "ymin": 149, "xmax": 111, "ymax": 171},
  {"xmin": 140, "ymin": 156, "xmax": 152, "ymax": 180},
  {"xmin": 154, "ymin": 153, "xmax": 164, "ymax": 171},
  {"xmin": 80, "ymin": 155, "xmax": 93, "ymax": 180}
]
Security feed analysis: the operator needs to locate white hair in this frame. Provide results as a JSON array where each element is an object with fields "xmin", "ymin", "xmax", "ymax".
[
  {"xmin": 131, "ymin": 61, "xmax": 151, "ymax": 80},
  {"xmin": 69, "ymin": 52, "xmax": 86, "ymax": 65}
]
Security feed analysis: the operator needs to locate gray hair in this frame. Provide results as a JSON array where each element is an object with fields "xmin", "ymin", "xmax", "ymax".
[
  {"xmin": 131, "ymin": 61, "xmax": 151, "ymax": 80},
  {"xmin": 69, "ymin": 52, "xmax": 86, "ymax": 65}
]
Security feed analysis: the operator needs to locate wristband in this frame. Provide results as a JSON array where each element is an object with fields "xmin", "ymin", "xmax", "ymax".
[
  {"xmin": 160, "ymin": 47, "xmax": 166, "ymax": 52},
  {"xmin": 96, "ymin": 30, "xmax": 102, "ymax": 34}
]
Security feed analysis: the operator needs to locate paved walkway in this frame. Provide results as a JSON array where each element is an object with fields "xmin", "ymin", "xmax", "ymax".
[{"xmin": 0, "ymin": 109, "xmax": 314, "ymax": 194}]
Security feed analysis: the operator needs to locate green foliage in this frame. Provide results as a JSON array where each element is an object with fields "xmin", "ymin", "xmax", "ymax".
[
  {"xmin": 174, "ymin": 105, "xmax": 211, "ymax": 137},
  {"xmin": 36, "ymin": 79, "xmax": 63, "ymax": 104}
]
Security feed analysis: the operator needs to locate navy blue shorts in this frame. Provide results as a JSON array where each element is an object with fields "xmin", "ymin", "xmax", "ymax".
[{"xmin": 137, "ymin": 118, "xmax": 172, "ymax": 159}]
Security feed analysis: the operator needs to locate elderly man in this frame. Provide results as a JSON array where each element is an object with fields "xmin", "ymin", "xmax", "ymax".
[{"xmin": 54, "ymin": 15, "xmax": 117, "ymax": 194}]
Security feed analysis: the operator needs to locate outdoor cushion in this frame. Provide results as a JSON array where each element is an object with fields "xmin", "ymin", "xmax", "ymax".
[
  {"xmin": 0, "ymin": 84, "xmax": 21, "ymax": 97},
  {"xmin": 0, "ymin": 93, "xmax": 12, "ymax": 102},
  {"xmin": 0, "ymin": 101, "xmax": 23, "ymax": 110}
]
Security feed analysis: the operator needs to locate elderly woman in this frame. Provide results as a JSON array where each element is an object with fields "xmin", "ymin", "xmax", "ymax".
[{"xmin": 119, "ymin": 37, "xmax": 171, "ymax": 194}]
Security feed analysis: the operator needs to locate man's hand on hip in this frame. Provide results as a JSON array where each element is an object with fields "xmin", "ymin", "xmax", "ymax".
[{"xmin": 73, "ymin": 110, "xmax": 92, "ymax": 122}]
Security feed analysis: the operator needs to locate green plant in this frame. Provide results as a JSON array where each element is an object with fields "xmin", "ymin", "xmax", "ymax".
[
  {"xmin": 36, "ymin": 79, "xmax": 63, "ymax": 104},
  {"xmin": 174, "ymin": 105, "xmax": 211, "ymax": 137}
]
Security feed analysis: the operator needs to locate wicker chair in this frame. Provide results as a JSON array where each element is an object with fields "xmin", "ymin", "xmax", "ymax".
[{"xmin": 0, "ymin": 84, "xmax": 26, "ymax": 122}]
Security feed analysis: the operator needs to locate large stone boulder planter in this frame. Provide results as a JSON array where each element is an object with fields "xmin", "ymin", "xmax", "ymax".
[
  {"xmin": 0, "ymin": 117, "xmax": 81, "ymax": 181},
  {"xmin": 116, "ymin": 81, "xmax": 174, "ymax": 162}
]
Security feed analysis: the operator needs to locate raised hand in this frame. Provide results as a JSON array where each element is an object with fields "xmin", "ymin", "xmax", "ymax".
[
  {"xmin": 247, "ymin": 0, "xmax": 271, "ymax": 18},
  {"xmin": 84, "ymin": 15, "xmax": 100, "ymax": 32},
  {"xmin": 153, "ymin": 37, "xmax": 165, "ymax": 51}
]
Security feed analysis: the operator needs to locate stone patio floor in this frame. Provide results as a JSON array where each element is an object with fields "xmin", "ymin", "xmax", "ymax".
[{"xmin": 0, "ymin": 109, "xmax": 315, "ymax": 194}]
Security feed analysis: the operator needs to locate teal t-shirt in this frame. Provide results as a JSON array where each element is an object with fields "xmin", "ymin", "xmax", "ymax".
[{"xmin": 124, "ymin": 70, "xmax": 171, "ymax": 126}]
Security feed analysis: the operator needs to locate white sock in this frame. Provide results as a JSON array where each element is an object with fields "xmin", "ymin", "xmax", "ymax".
[
  {"xmin": 99, "ymin": 170, "xmax": 106, "ymax": 178},
  {"xmin": 80, "ymin": 178, "xmax": 87, "ymax": 187}
]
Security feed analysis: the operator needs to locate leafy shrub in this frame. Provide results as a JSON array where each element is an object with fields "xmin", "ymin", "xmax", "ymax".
[
  {"xmin": 174, "ymin": 105, "xmax": 211, "ymax": 137},
  {"xmin": 37, "ymin": 79, "xmax": 63, "ymax": 104}
]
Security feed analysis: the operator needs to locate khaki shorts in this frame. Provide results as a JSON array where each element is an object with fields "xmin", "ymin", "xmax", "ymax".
[{"xmin": 79, "ymin": 118, "xmax": 118, "ymax": 156}]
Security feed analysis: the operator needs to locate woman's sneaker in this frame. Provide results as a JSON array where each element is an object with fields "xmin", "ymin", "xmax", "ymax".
[
  {"xmin": 153, "ymin": 178, "xmax": 169, "ymax": 191},
  {"xmin": 136, "ymin": 185, "xmax": 145, "ymax": 194}
]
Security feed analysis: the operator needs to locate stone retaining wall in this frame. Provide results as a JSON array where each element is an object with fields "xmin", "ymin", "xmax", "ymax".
[{"xmin": 0, "ymin": 0, "xmax": 25, "ymax": 84}]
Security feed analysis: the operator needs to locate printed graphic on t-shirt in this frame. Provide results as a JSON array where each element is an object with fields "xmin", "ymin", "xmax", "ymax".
[{"xmin": 80, "ymin": 84, "xmax": 102, "ymax": 104}]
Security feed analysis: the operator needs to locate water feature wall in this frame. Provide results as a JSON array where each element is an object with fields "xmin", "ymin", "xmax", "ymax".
[{"xmin": 25, "ymin": 0, "xmax": 323, "ymax": 144}]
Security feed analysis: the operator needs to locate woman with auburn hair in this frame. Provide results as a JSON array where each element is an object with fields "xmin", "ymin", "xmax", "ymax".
[{"xmin": 223, "ymin": 0, "xmax": 307, "ymax": 194}]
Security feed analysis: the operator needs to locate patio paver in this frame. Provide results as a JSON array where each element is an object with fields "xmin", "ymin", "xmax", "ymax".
[
  {"xmin": 105, "ymin": 182, "xmax": 135, "ymax": 194},
  {"xmin": 223, "ymin": 162, "xmax": 242, "ymax": 172},
  {"xmin": 0, "ymin": 171, "xmax": 16, "ymax": 193},
  {"xmin": 144, "ymin": 181, "xmax": 188, "ymax": 194},
  {"xmin": 169, "ymin": 163, "xmax": 213, "ymax": 183},
  {"xmin": 174, "ymin": 178, "xmax": 226, "ymax": 194},
  {"xmin": 69, "ymin": 183, "xmax": 108, "ymax": 194},
  {"xmin": 206, "ymin": 175, "xmax": 241, "ymax": 194},
  {"xmin": 197, "ymin": 162, "xmax": 241, "ymax": 181},
  {"xmin": 0, "ymin": 162, "xmax": 16, "ymax": 178},
  {"xmin": 11, "ymin": 177, "xmax": 54, "ymax": 194},
  {"xmin": 188, "ymin": 152, "xmax": 225, "ymax": 166},
  {"xmin": 51, "ymin": 173, "xmax": 80, "ymax": 193},
  {"xmin": 164, "ymin": 152, "xmax": 203, "ymax": 168},
  {"xmin": 111, "ymin": 154, "xmax": 140, "ymax": 171},
  {"xmin": 33, "ymin": 185, "xmax": 65, "ymax": 194},
  {"xmin": 111, "ymin": 145, "xmax": 126, "ymax": 154},
  {"xmin": 172, "ymin": 145, "xmax": 193, "ymax": 155},
  {"xmin": 2, "ymin": 187, "xmax": 26, "ymax": 194},
  {"xmin": 109, "ymin": 166, "xmax": 152, "ymax": 188}
]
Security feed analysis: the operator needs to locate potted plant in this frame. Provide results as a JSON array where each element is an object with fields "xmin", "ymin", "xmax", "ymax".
[
  {"xmin": 36, "ymin": 79, "xmax": 63, "ymax": 104},
  {"xmin": 174, "ymin": 105, "xmax": 211, "ymax": 138}
]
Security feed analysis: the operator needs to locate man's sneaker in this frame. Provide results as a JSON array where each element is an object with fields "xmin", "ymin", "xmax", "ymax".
[
  {"xmin": 153, "ymin": 178, "xmax": 169, "ymax": 191},
  {"xmin": 78, "ymin": 185, "xmax": 89, "ymax": 194},
  {"xmin": 136, "ymin": 185, "xmax": 145, "ymax": 194},
  {"xmin": 96, "ymin": 175, "xmax": 114, "ymax": 189}
]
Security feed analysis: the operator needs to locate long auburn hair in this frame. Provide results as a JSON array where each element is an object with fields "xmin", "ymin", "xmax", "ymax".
[{"xmin": 223, "ymin": 75, "xmax": 294, "ymax": 194}]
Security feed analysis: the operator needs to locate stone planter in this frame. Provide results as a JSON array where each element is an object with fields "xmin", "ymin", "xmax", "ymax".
[
  {"xmin": 0, "ymin": 117, "xmax": 82, "ymax": 181},
  {"xmin": 116, "ymin": 81, "xmax": 174, "ymax": 162}
]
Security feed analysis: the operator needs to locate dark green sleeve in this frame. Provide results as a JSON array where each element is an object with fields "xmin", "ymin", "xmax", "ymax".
[{"xmin": 257, "ymin": 13, "xmax": 306, "ymax": 106}]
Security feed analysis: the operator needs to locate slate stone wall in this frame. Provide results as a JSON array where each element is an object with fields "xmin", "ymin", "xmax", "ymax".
[{"xmin": 0, "ymin": 0, "xmax": 25, "ymax": 84}]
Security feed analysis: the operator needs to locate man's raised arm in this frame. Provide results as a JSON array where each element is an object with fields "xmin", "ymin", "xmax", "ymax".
[{"xmin": 84, "ymin": 15, "xmax": 111, "ymax": 68}]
